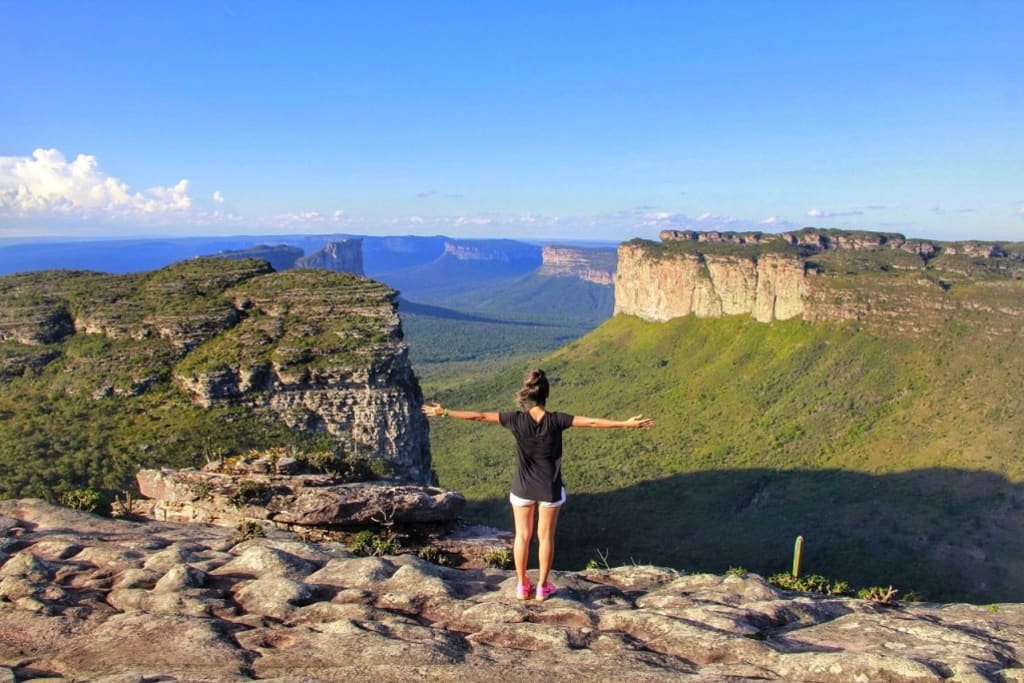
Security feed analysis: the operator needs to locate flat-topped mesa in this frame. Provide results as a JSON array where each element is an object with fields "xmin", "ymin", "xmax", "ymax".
[
  {"xmin": 618, "ymin": 228, "xmax": 1024, "ymax": 332},
  {"xmin": 538, "ymin": 245, "xmax": 616, "ymax": 285},
  {"xmin": 0, "ymin": 259, "xmax": 433, "ymax": 485},
  {"xmin": 295, "ymin": 238, "xmax": 364, "ymax": 275},
  {"xmin": 659, "ymin": 228, "xmax": 940, "ymax": 256},
  {"xmin": 442, "ymin": 238, "xmax": 541, "ymax": 263}
]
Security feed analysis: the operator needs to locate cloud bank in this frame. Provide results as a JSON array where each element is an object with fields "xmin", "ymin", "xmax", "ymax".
[{"xmin": 0, "ymin": 148, "xmax": 191, "ymax": 217}]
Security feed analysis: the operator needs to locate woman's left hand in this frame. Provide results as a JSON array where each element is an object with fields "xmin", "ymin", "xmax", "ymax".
[{"xmin": 627, "ymin": 414, "xmax": 655, "ymax": 429}]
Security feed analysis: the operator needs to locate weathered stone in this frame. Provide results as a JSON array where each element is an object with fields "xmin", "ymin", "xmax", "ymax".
[
  {"xmin": 49, "ymin": 612, "xmax": 248, "ymax": 678},
  {"xmin": 233, "ymin": 576, "xmax": 315, "ymax": 619},
  {"xmin": 137, "ymin": 468, "xmax": 465, "ymax": 527},
  {"xmin": 5, "ymin": 498, "xmax": 1024, "ymax": 682},
  {"xmin": 210, "ymin": 544, "xmax": 320, "ymax": 580}
]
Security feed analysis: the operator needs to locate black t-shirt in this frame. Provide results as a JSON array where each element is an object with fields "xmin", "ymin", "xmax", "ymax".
[{"xmin": 498, "ymin": 410, "xmax": 575, "ymax": 502}]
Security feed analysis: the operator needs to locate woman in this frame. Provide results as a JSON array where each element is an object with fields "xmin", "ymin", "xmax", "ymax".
[{"xmin": 422, "ymin": 368, "xmax": 654, "ymax": 601}]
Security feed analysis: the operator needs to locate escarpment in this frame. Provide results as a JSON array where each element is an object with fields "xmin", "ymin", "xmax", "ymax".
[
  {"xmin": 538, "ymin": 245, "xmax": 616, "ymax": 285},
  {"xmin": 0, "ymin": 258, "xmax": 432, "ymax": 491},
  {"xmin": 615, "ymin": 228, "xmax": 1024, "ymax": 333}
]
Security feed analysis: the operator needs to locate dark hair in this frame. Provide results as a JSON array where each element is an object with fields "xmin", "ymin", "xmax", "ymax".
[{"xmin": 517, "ymin": 368, "xmax": 549, "ymax": 409}]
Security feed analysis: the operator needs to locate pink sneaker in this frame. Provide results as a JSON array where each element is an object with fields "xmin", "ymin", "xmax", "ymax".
[
  {"xmin": 515, "ymin": 582, "xmax": 532, "ymax": 600},
  {"xmin": 535, "ymin": 582, "xmax": 556, "ymax": 601}
]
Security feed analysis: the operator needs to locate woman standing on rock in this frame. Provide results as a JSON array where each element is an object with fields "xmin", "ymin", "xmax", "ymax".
[{"xmin": 422, "ymin": 368, "xmax": 654, "ymax": 601}]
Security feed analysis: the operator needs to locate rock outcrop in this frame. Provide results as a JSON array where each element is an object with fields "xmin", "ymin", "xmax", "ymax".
[
  {"xmin": 615, "ymin": 228, "xmax": 1024, "ymax": 331},
  {"xmin": 296, "ymin": 239, "xmax": 364, "ymax": 275},
  {"xmin": 3, "ymin": 499, "xmax": 1024, "ymax": 682},
  {"xmin": 0, "ymin": 259, "xmax": 433, "ymax": 487},
  {"xmin": 135, "ymin": 466, "xmax": 466, "ymax": 530},
  {"xmin": 615, "ymin": 247, "xmax": 807, "ymax": 323},
  {"xmin": 538, "ymin": 245, "xmax": 616, "ymax": 285}
]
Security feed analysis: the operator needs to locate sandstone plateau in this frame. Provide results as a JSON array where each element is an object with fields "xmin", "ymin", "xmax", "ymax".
[
  {"xmin": 615, "ymin": 228, "xmax": 1024, "ymax": 334},
  {"xmin": 3, "ymin": 499, "xmax": 1024, "ymax": 682}
]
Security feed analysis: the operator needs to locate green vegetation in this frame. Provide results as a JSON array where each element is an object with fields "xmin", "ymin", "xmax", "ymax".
[
  {"xmin": 349, "ymin": 528, "xmax": 401, "ymax": 557},
  {"xmin": 484, "ymin": 548, "xmax": 514, "ymax": 569},
  {"xmin": 422, "ymin": 310, "xmax": 1024, "ymax": 602},
  {"xmin": 0, "ymin": 260, "xmax": 397, "ymax": 504}
]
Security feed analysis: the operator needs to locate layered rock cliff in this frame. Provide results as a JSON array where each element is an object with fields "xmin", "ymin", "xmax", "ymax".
[
  {"xmin": 538, "ymin": 245, "xmax": 616, "ymax": 285},
  {"xmin": 296, "ymin": 238, "xmax": 364, "ymax": 275},
  {"xmin": 616, "ymin": 228, "xmax": 1024, "ymax": 332},
  {"xmin": 0, "ymin": 259, "xmax": 433, "ymax": 490},
  {"xmin": 4, "ymin": 499, "xmax": 1024, "ymax": 682}
]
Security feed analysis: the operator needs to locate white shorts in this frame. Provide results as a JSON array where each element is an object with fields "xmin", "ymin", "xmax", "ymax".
[{"xmin": 509, "ymin": 487, "xmax": 567, "ymax": 508}]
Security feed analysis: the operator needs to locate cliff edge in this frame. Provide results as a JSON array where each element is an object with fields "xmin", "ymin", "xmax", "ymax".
[
  {"xmin": 2, "ymin": 499, "xmax": 1024, "ymax": 682},
  {"xmin": 615, "ymin": 228, "xmax": 1024, "ymax": 333}
]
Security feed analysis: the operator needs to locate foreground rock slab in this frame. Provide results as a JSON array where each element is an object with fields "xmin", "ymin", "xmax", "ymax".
[{"xmin": 2, "ymin": 499, "xmax": 1024, "ymax": 682}]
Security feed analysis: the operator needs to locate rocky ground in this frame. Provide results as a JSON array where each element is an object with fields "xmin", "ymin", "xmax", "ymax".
[{"xmin": 2, "ymin": 499, "xmax": 1024, "ymax": 682}]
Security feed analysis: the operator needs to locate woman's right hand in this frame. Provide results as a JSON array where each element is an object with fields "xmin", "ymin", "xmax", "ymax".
[{"xmin": 626, "ymin": 414, "xmax": 655, "ymax": 429}]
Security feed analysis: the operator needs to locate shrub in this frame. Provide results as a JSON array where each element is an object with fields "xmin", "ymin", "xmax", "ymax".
[
  {"xmin": 60, "ymin": 487, "xmax": 103, "ymax": 513},
  {"xmin": 228, "ymin": 480, "xmax": 271, "ymax": 508},
  {"xmin": 768, "ymin": 573, "xmax": 851, "ymax": 596},
  {"xmin": 350, "ymin": 529, "xmax": 400, "ymax": 557},
  {"xmin": 231, "ymin": 520, "xmax": 266, "ymax": 544},
  {"xmin": 417, "ymin": 545, "xmax": 451, "ymax": 566},
  {"xmin": 484, "ymin": 548, "xmax": 513, "ymax": 569}
]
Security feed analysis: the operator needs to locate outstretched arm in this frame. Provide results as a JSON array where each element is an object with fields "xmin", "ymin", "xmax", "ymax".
[
  {"xmin": 572, "ymin": 414, "xmax": 654, "ymax": 429},
  {"xmin": 421, "ymin": 401, "xmax": 501, "ymax": 424}
]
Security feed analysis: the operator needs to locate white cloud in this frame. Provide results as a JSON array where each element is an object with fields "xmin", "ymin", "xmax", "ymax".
[
  {"xmin": 0, "ymin": 148, "xmax": 191, "ymax": 217},
  {"xmin": 808, "ymin": 208, "xmax": 864, "ymax": 218},
  {"xmin": 417, "ymin": 189, "xmax": 437, "ymax": 199},
  {"xmin": 759, "ymin": 216, "xmax": 781, "ymax": 225},
  {"xmin": 454, "ymin": 215, "xmax": 493, "ymax": 227},
  {"xmin": 212, "ymin": 190, "xmax": 224, "ymax": 203}
]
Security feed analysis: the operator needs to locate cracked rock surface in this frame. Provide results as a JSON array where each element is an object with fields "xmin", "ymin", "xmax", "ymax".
[{"xmin": 2, "ymin": 499, "xmax": 1024, "ymax": 682}]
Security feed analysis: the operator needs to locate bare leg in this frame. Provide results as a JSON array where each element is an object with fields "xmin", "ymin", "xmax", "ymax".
[
  {"xmin": 512, "ymin": 503, "xmax": 536, "ymax": 586},
  {"xmin": 535, "ymin": 504, "xmax": 560, "ymax": 587}
]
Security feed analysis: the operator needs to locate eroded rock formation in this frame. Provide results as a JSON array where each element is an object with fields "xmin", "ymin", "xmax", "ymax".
[
  {"xmin": 296, "ymin": 239, "xmax": 364, "ymax": 275},
  {"xmin": 3, "ymin": 499, "xmax": 1024, "ymax": 682},
  {"xmin": 538, "ymin": 245, "xmax": 616, "ymax": 285},
  {"xmin": 0, "ymin": 260, "xmax": 433, "ymax": 485},
  {"xmin": 615, "ymin": 228, "xmax": 1024, "ymax": 332}
]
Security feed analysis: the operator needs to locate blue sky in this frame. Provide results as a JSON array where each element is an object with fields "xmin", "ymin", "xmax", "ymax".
[{"xmin": 1, "ymin": 1, "xmax": 1021, "ymax": 242}]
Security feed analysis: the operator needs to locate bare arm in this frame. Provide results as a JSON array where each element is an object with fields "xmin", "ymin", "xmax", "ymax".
[
  {"xmin": 572, "ymin": 414, "xmax": 654, "ymax": 429},
  {"xmin": 421, "ymin": 402, "xmax": 501, "ymax": 424}
]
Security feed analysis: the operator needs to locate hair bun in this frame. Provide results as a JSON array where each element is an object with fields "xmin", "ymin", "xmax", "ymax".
[{"xmin": 517, "ymin": 369, "xmax": 549, "ymax": 408}]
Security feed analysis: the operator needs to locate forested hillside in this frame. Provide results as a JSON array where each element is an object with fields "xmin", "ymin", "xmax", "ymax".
[{"xmin": 425, "ymin": 311, "xmax": 1024, "ymax": 603}]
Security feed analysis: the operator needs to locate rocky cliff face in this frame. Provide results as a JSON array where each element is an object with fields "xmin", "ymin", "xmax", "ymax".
[
  {"xmin": 170, "ymin": 268, "xmax": 432, "ymax": 483},
  {"xmin": 442, "ymin": 239, "xmax": 541, "ymax": 264},
  {"xmin": 615, "ymin": 246, "xmax": 807, "ymax": 323},
  {"xmin": 0, "ymin": 259, "xmax": 433, "ymax": 485},
  {"xmin": 296, "ymin": 239, "xmax": 364, "ymax": 275},
  {"xmin": 616, "ymin": 228, "xmax": 1024, "ymax": 331},
  {"xmin": 538, "ymin": 245, "xmax": 616, "ymax": 285},
  {"xmin": 4, "ymin": 499, "xmax": 1024, "ymax": 682}
]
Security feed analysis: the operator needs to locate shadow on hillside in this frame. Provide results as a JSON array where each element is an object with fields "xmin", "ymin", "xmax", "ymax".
[
  {"xmin": 472, "ymin": 467, "xmax": 1024, "ymax": 604},
  {"xmin": 398, "ymin": 298, "xmax": 562, "ymax": 327}
]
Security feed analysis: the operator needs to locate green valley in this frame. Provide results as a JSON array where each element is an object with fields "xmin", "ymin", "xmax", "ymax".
[{"xmin": 422, "ymin": 311, "xmax": 1024, "ymax": 603}]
